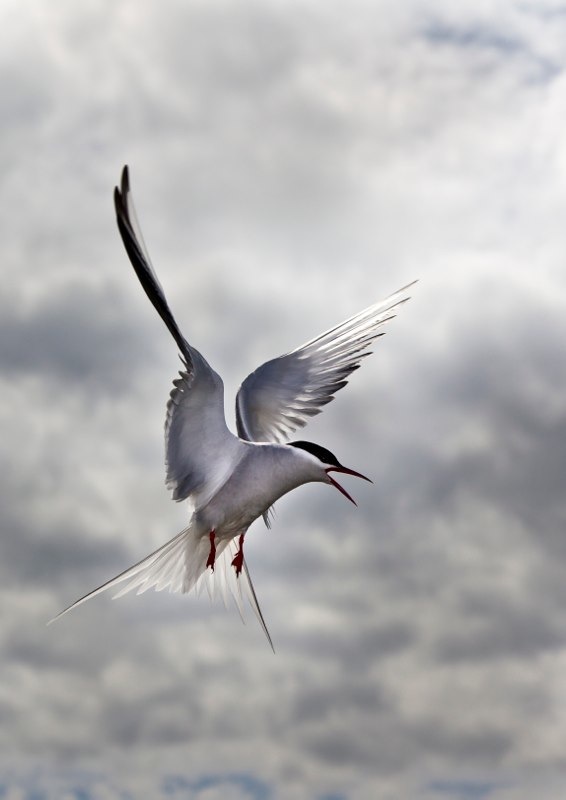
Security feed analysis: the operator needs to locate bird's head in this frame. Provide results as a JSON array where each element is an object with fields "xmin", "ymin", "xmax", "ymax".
[{"xmin": 289, "ymin": 440, "xmax": 372, "ymax": 505}]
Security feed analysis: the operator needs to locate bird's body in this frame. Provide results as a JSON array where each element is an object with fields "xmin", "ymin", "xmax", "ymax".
[
  {"xmin": 195, "ymin": 443, "xmax": 325, "ymax": 537},
  {"xmin": 51, "ymin": 166, "xmax": 415, "ymax": 647}
]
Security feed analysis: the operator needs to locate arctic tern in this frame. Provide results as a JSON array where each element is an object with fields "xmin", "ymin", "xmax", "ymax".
[{"xmin": 51, "ymin": 166, "xmax": 415, "ymax": 648}]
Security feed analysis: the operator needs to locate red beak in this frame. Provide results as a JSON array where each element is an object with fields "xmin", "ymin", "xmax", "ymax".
[{"xmin": 326, "ymin": 466, "xmax": 372, "ymax": 506}]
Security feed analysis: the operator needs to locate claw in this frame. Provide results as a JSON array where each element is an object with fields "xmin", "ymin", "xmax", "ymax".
[{"xmin": 206, "ymin": 530, "xmax": 216, "ymax": 571}]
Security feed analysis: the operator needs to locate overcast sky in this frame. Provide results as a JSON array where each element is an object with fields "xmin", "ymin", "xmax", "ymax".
[{"xmin": 2, "ymin": 0, "xmax": 566, "ymax": 798}]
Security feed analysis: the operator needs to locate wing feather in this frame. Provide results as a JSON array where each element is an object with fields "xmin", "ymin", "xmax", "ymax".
[
  {"xmin": 114, "ymin": 166, "xmax": 243, "ymax": 504},
  {"xmin": 235, "ymin": 282, "xmax": 416, "ymax": 443}
]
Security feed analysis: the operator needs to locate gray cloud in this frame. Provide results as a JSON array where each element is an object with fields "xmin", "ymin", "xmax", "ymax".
[
  {"xmin": 2, "ymin": 1, "xmax": 566, "ymax": 799},
  {"xmin": 0, "ymin": 280, "xmax": 154, "ymax": 391}
]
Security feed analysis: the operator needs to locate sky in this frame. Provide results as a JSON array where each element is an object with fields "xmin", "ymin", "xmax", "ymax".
[{"xmin": 2, "ymin": 0, "xmax": 566, "ymax": 798}]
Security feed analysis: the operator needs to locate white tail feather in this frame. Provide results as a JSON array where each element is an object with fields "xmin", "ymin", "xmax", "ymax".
[{"xmin": 48, "ymin": 526, "xmax": 274, "ymax": 651}]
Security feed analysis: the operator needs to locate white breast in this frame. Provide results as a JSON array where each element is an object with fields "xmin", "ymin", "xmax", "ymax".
[{"xmin": 195, "ymin": 443, "xmax": 324, "ymax": 539}]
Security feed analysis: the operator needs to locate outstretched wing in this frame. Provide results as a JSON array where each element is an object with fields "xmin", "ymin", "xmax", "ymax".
[
  {"xmin": 235, "ymin": 281, "xmax": 416, "ymax": 443},
  {"xmin": 115, "ymin": 166, "xmax": 242, "ymax": 504}
]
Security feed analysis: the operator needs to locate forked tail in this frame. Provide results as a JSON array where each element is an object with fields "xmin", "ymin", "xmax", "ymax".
[{"xmin": 48, "ymin": 526, "xmax": 274, "ymax": 651}]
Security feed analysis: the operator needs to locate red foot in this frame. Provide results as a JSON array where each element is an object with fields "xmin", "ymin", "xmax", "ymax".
[
  {"xmin": 231, "ymin": 534, "xmax": 245, "ymax": 577},
  {"xmin": 206, "ymin": 530, "xmax": 216, "ymax": 571}
]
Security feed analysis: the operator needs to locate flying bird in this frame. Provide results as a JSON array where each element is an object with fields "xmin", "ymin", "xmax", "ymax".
[{"xmin": 51, "ymin": 166, "xmax": 415, "ymax": 648}]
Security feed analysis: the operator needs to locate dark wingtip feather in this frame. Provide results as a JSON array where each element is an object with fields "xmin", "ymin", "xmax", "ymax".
[
  {"xmin": 121, "ymin": 164, "xmax": 130, "ymax": 195},
  {"xmin": 112, "ymin": 165, "xmax": 192, "ymax": 362},
  {"xmin": 113, "ymin": 185, "xmax": 123, "ymax": 218},
  {"xmin": 114, "ymin": 165, "xmax": 129, "ymax": 217}
]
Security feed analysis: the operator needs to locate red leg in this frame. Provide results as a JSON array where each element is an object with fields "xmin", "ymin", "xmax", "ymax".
[
  {"xmin": 231, "ymin": 534, "xmax": 245, "ymax": 577},
  {"xmin": 206, "ymin": 530, "xmax": 216, "ymax": 571}
]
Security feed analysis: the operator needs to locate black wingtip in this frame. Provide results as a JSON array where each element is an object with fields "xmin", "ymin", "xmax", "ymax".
[
  {"xmin": 121, "ymin": 164, "xmax": 130, "ymax": 195},
  {"xmin": 114, "ymin": 166, "xmax": 131, "ymax": 220},
  {"xmin": 113, "ymin": 185, "xmax": 122, "ymax": 216},
  {"xmin": 114, "ymin": 165, "xmax": 129, "ymax": 206}
]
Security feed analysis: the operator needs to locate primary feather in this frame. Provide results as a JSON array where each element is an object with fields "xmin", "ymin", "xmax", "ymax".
[{"xmin": 235, "ymin": 283, "xmax": 415, "ymax": 444}]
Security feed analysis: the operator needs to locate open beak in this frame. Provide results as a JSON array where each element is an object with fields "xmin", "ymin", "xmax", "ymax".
[{"xmin": 326, "ymin": 466, "xmax": 372, "ymax": 506}]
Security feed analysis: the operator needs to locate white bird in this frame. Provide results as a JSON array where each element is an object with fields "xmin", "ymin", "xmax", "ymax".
[{"xmin": 51, "ymin": 166, "xmax": 415, "ymax": 648}]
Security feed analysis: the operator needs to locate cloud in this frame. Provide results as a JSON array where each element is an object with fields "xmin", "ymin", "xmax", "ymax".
[
  {"xmin": 0, "ymin": 281, "xmax": 154, "ymax": 390},
  {"xmin": 2, "ymin": 0, "xmax": 566, "ymax": 798}
]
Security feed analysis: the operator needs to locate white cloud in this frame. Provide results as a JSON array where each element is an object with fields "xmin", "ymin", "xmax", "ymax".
[{"xmin": 2, "ymin": 0, "xmax": 566, "ymax": 798}]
